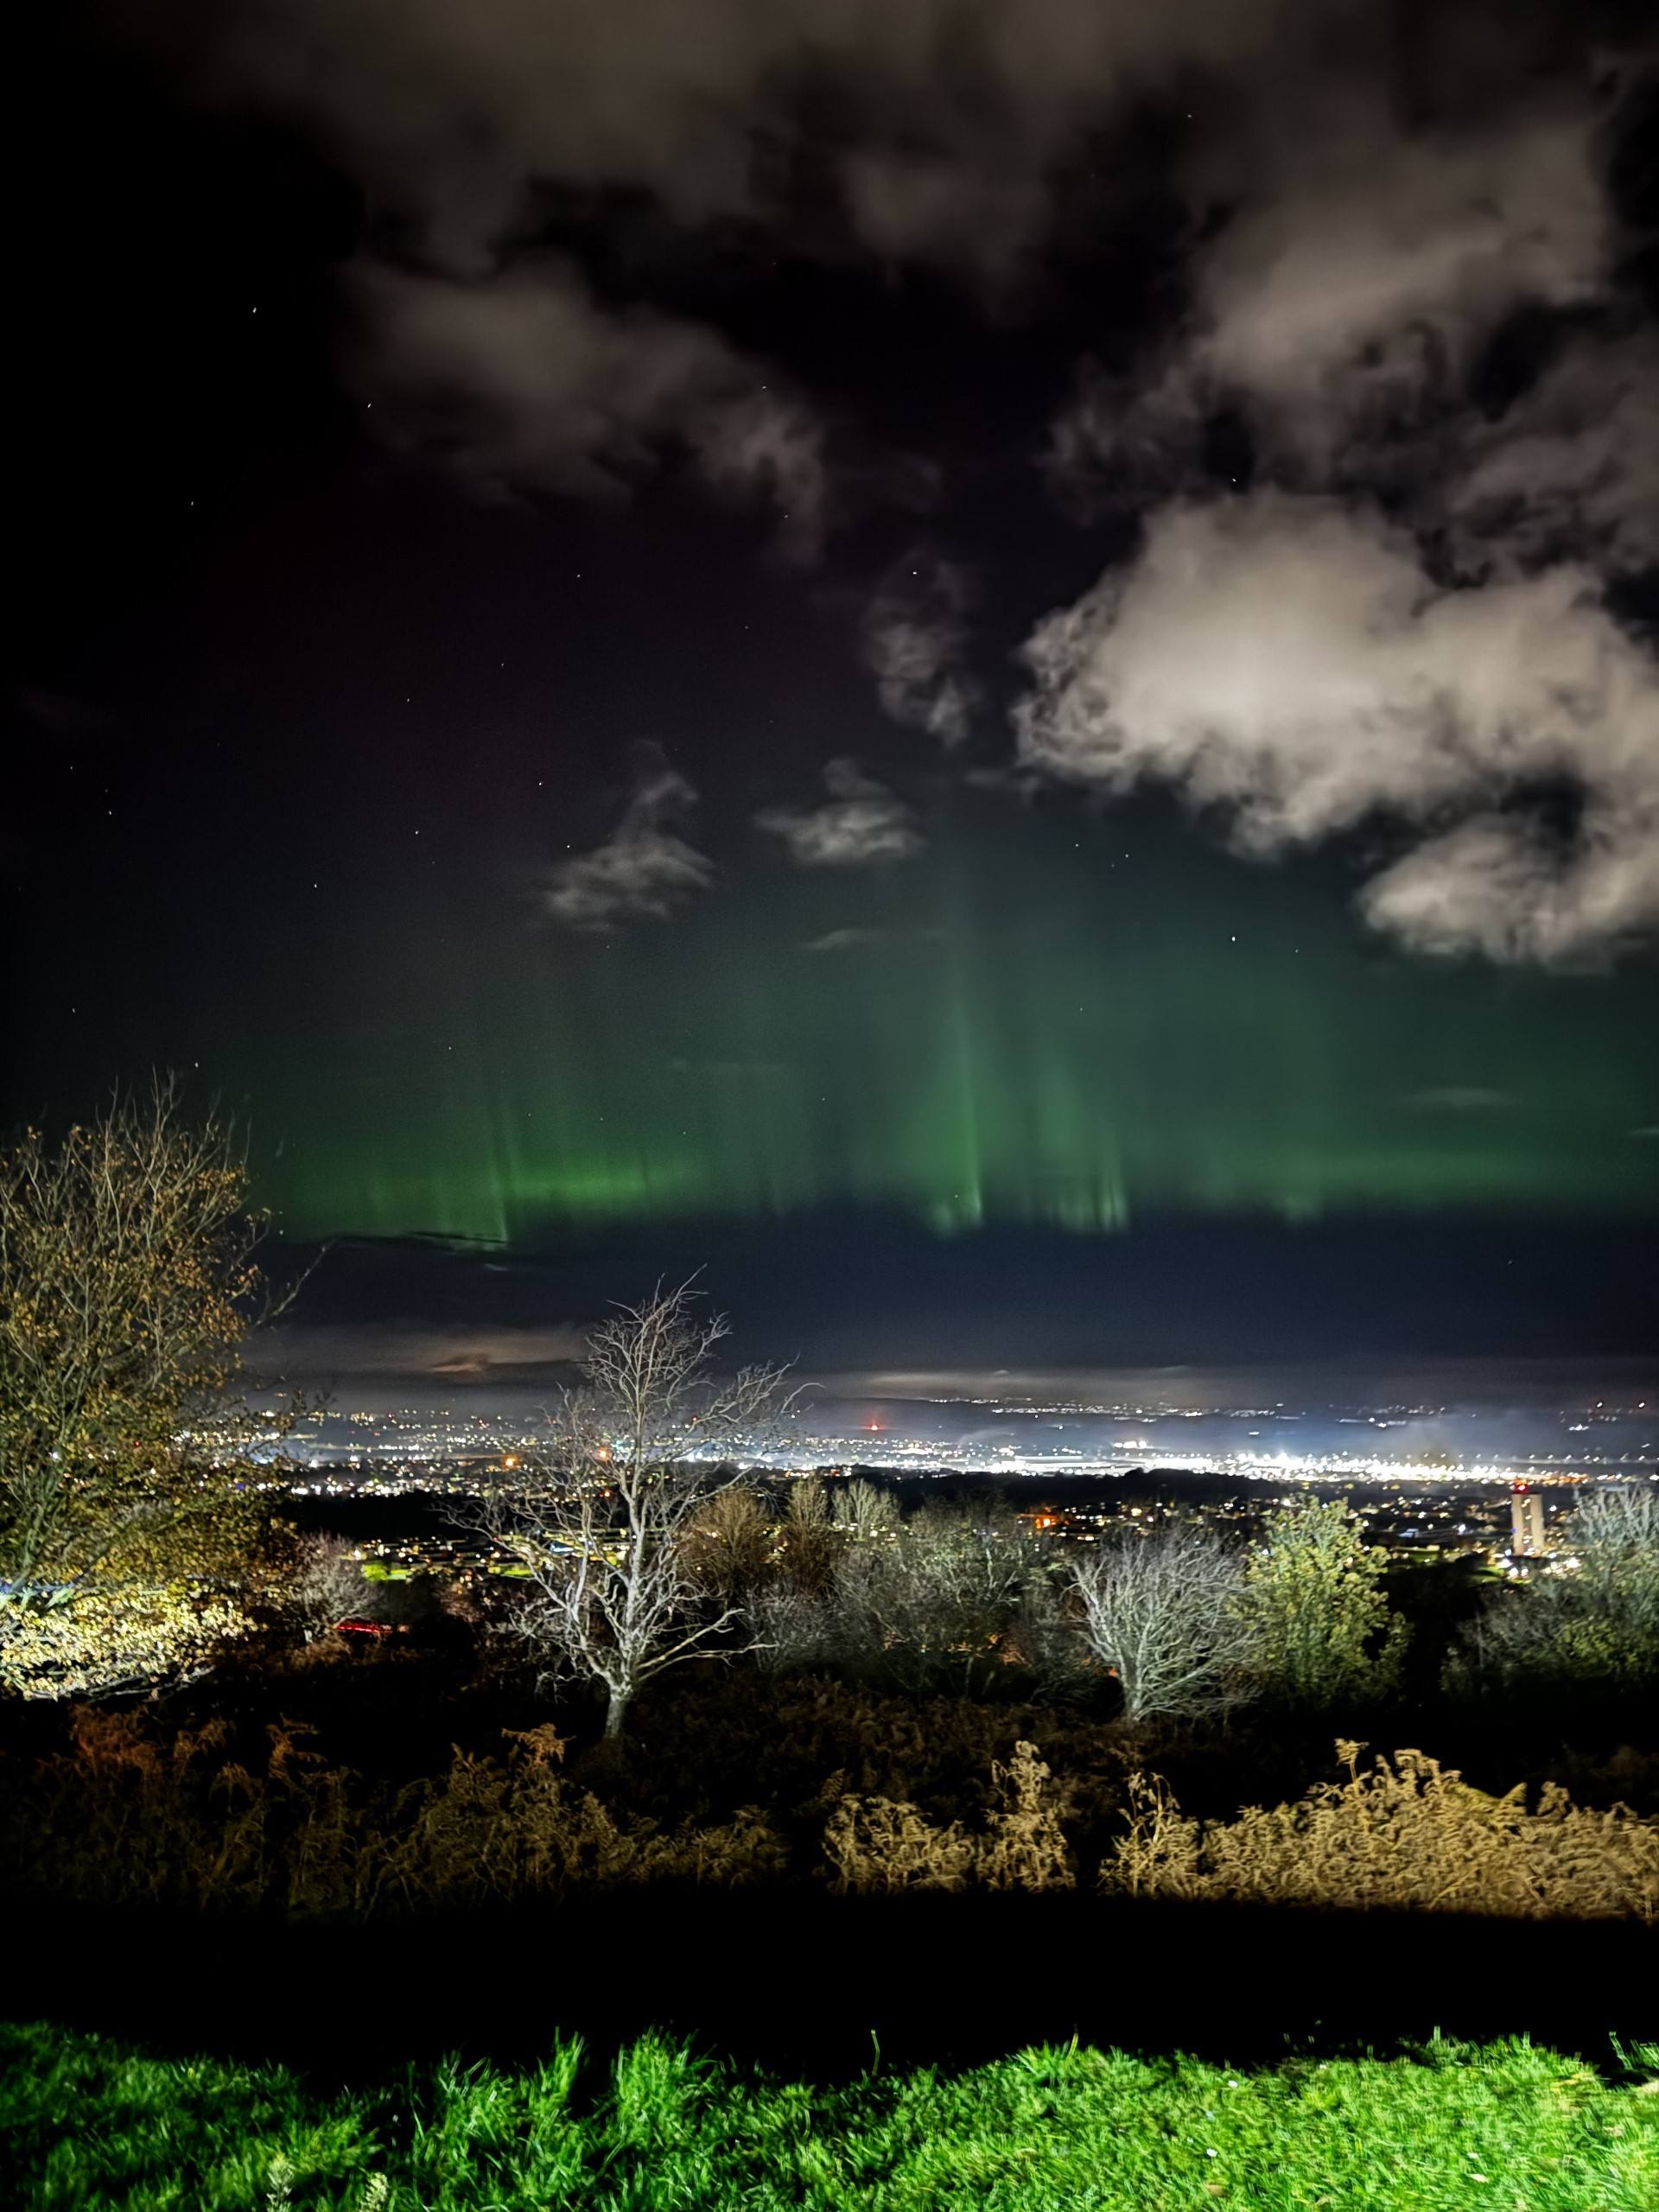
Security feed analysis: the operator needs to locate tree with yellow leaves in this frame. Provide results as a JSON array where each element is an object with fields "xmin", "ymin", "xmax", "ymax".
[{"xmin": 0, "ymin": 1084, "xmax": 290, "ymax": 1696}]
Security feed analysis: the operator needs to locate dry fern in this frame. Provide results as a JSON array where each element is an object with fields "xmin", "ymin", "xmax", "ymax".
[{"xmin": 1102, "ymin": 1740, "xmax": 1659, "ymax": 1921}]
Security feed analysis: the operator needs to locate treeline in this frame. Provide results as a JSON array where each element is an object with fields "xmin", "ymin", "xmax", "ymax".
[
  {"xmin": 569, "ymin": 1474, "xmax": 1659, "ymax": 1720},
  {"xmin": 385, "ymin": 1283, "xmax": 1659, "ymax": 1736},
  {"xmin": 6, "ymin": 1706, "xmax": 1656, "ymax": 1921}
]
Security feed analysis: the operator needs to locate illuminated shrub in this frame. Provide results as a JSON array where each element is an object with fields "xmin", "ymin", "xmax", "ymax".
[
  {"xmin": 978, "ymin": 1741, "xmax": 1075, "ymax": 1891},
  {"xmin": 823, "ymin": 1793, "xmax": 980, "ymax": 1892},
  {"xmin": 0, "ymin": 1586, "xmax": 249, "ymax": 1700},
  {"xmin": 1237, "ymin": 1501, "xmax": 1407, "ymax": 1708},
  {"xmin": 1101, "ymin": 1740, "xmax": 1659, "ymax": 1922},
  {"xmin": 7, "ymin": 1713, "xmax": 1656, "ymax": 1921},
  {"xmin": 823, "ymin": 1739, "xmax": 1073, "ymax": 1893}
]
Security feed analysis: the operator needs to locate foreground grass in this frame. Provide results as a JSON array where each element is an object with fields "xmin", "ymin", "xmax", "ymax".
[{"xmin": 3, "ymin": 2022, "xmax": 1656, "ymax": 2210}]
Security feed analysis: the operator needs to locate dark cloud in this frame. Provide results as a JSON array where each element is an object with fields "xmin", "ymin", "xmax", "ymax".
[
  {"xmin": 1050, "ymin": 41, "xmax": 1618, "ymax": 492},
  {"xmin": 171, "ymin": 0, "xmax": 1289, "ymax": 270},
  {"xmin": 124, "ymin": 0, "xmax": 1294, "ymax": 559},
  {"xmin": 254, "ymin": 1317, "xmax": 590, "ymax": 1387},
  {"xmin": 1190, "ymin": 105, "xmax": 1604, "ymax": 459},
  {"xmin": 861, "ymin": 550, "xmax": 979, "ymax": 744},
  {"xmin": 14, "ymin": 688, "xmax": 124, "ymax": 740},
  {"xmin": 1446, "ymin": 329, "xmax": 1659, "ymax": 576},
  {"xmin": 350, "ymin": 257, "xmax": 823, "ymax": 544}
]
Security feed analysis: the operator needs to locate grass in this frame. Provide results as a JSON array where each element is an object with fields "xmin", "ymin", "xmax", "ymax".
[{"xmin": 3, "ymin": 2020, "xmax": 1657, "ymax": 2209}]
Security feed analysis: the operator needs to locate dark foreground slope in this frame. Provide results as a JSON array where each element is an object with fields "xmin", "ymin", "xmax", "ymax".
[{"xmin": 9, "ymin": 1892, "xmax": 1656, "ymax": 2079}]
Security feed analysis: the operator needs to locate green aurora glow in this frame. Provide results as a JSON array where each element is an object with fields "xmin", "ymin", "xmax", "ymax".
[{"xmin": 231, "ymin": 796, "xmax": 1659, "ymax": 1244}]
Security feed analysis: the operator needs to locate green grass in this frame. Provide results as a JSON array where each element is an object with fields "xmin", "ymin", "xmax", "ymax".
[{"xmin": 3, "ymin": 2022, "xmax": 1656, "ymax": 2209}]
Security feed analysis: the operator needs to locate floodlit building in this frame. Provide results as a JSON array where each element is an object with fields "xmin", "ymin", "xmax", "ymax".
[{"xmin": 1510, "ymin": 1484, "xmax": 1547, "ymax": 1559}]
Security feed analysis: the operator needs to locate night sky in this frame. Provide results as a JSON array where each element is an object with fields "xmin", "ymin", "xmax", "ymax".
[{"xmin": 9, "ymin": 3, "xmax": 1659, "ymax": 1385}]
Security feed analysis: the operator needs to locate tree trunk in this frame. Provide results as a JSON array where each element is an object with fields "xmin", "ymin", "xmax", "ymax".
[{"xmin": 603, "ymin": 1685, "xmax": 630, "ymax": 1741}]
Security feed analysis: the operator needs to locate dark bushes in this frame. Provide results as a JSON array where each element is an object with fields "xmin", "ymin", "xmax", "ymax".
[{"xmin": 7, "ymin": 1706, "xmax": 1656, "ymax": 1922}]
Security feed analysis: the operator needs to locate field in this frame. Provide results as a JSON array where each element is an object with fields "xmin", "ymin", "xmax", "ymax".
[{"xmin": 5, "ymin": 2022, "xmax": 1657, "ymax": 2210}]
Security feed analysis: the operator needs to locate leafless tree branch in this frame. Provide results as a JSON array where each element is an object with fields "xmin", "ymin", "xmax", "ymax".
[
  {"xmin": 1071, "ymin": 1527, "xmax": 1255, "ymax": 1723},
  {"xmin": 464, "ymin": 1279, "xmax": 793, "ymax": 1738}
]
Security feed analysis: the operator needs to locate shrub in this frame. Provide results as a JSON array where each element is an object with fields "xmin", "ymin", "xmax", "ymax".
[
  {"xmin": 824, "ymin": 1740, "xmax": 1073, "ymax": 1894},
  {"xmin": 823, "ymin": 1793, "xmax": 980, "ymax": 1893},
  {"xmin": 1238, "ymin": 1500, "xmax": 1407, "ymax": 1709},
  {"xmin": 822, "ymin": 1503, "xmax": 1052, "ymax": 1695},
  {"xmin": 0, "ymin": 1709, "xmax": 785, "ymax": 1916},
  {"xmin": 1450, "ymin": 1487, "xmax": 1659, "ymax": 1699},
  {"xmin": 977, "ymin": 1741, "xmax": 1075, "ymax": 1892},
  {"xmin": 1101, "ymin": 1740, "xmax": 1659, "ymax": 1921},
  {"xmin": 9, "ymin": 1705, "xmax": 1658, "ymax": 1921}
]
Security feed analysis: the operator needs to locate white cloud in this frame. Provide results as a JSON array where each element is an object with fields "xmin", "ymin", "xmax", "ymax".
[
  {"xmin": 757, "ymin": 759, "xmax": 923, "ymax": 867},
  {"xmin": 861, "ymin": 552, "xmax": 979, "ymax": 743},
  {"xmin": 1198, "ymin": 111, "xmax": 1605, "ymax": 444},
  {"xmin": 1033, "ymin": 50, "xmax": 1659, "ymax": 969},
  {"xmin": 1018, "ymin": 492, "xmax": 1659, "ymax": 963},
  {"xmin": 545, "ymin": 755, "xmax": 714, "ymax": 928},
  {"xmin": 1359, "ymin": 809, "xmax": 1659, "ymax": 966},
  {"xmin": 1054, "ymin": 97, "xmax": 1611, "ymax": 492},
  {"xmin": 801, "ymin": 922, "xmax": 945, "ymax": 952}
]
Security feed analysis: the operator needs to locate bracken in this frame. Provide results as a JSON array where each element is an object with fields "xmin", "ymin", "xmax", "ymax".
[{"xmin": 1100, "ymin": 1740, "xmax": 1659, "ymax": 1920}]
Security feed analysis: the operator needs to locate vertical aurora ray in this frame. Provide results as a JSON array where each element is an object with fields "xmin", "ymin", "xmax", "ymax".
[{"xmin": 232, "ymin": 791, "xmax": 1658, "ymax": 1243}]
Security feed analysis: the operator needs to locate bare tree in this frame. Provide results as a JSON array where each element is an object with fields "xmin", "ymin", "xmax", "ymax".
[
  {"xmin": 1452, "ymin": 1484, "xmax": 1659, "ymax": 1694},
  {"xmin": 474, "ymin": 1281, "xmax": 790, "ymax": 1739},
  {"xmin": 1071, "ymin": 1527, "xmax": 1255, "ymax": 1723},
  {"xmin": 830, "ymin": 1501, "xmax": 1040, "ymax": 1694},
  {"xmin": 752, "ymin": 1579, "xmax": 836, "ymax": 1674},
  {"xmin": 284, "ymin": 1535, "xmax": 371, "ymax": 1643},
  {"xmin": 840, "ymin": 1478, "xmax": 899, "ymax": 1540}
]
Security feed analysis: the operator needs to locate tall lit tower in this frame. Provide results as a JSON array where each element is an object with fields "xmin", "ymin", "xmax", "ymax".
[{"xmin": 1510, "ymin": 1484, "xmax": 1547, "ymax": 1559}]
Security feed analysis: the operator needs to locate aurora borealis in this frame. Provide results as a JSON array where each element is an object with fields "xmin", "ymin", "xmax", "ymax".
[
  {"xmin": 229, "ymin": 791, "xmax": 1659, "ymax": 1248},
  {"xmin": 9, "ymin": 2, "xmax": 1659, "ymax": 1375}
]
